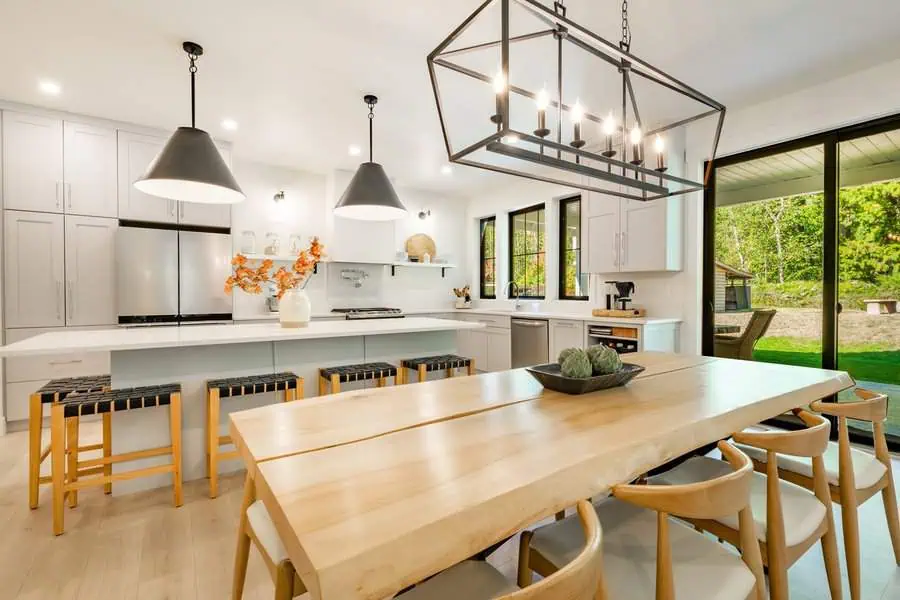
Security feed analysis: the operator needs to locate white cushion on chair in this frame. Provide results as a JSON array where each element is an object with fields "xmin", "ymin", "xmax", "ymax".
[
  {"xmin": 529, "ymin": 498, "xmax": 756, "ymax": 600},
  {"xmin": 399, "ymin": 560, "xmax": 517, "ymax": 599},
  {"xmin": 651, "ymin": 456, "xmax": 827, "ymax": 547},
  {"xmin": 246, "ymin": 499, "xmax": 289, "ymax": 564},
  {"xmin": 734, "ymin": 424, "xmax": 888, "ymax": 490}
]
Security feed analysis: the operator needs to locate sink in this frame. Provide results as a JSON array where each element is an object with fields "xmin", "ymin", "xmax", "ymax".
[{"xmin": 515, "ymin": 302, "xmax": 541, "ymax": 313}]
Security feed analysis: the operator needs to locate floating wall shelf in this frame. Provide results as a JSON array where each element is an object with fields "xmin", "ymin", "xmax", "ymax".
[{"xmin": 390, "ymin": 263, "xmax": 455, "ymax": 278}]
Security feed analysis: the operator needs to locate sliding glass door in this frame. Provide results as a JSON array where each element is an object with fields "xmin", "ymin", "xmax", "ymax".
[
  {"xmin": 703, "ymin": 113, "xmax": 900, "ymax": 447},
  {"xmin": 838, "ymin": 129, "xmax": 900, "ymax": 438}
]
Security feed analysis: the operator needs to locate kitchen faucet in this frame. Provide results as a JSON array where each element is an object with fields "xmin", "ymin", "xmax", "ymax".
[{"xmin": 505, "ymin": 281, "xmax": 521, "ymax": 310}]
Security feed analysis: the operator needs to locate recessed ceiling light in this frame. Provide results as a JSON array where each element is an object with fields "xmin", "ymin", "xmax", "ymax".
[
  {"xmin": 221, "ymin": 119, "xmax": 238, "ymax": 131},
  {"xmin": 441, "ymin": 165, "xmax": 453, "ymax": 175},
  {"xmin": 38, "ymin": 80, "xmax": 61, "ymax": 96},
  {"xmin": 348, "ymin": 144, "xmax": 362, "ymax": 156}
]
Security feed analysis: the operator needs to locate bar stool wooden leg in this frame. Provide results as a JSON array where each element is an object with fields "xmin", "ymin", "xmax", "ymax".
[
  {"xmin": 208, "ymin": 388, "xmax": 220, "ymax": 499},
  {"xmin": 467, "ymin": 360, "xmax": 476, "ymax": 376},
  {"xmin": 295, "ymin": 377, "xmax": 304, "ymax": 400},
  {"xmin": 318, "ymin": 370, "xmax": 327, "ymax": 396},
  {"xmin": 170, "ymin": 392, "xmax": 183, "ymax": 507},
  {"xmin": 376, "ymin": 376, "xmax": 386, "ymax": 388},
  {"xmin": 274, "ymin": 560, "xmax": 297, "ymax": 600},
  {"xmin": 330, "ymin": 374, "xmax": 341, "ymax": 394},
  {"xmin": 284, "ymin": 387, "xmax": 295, "ymax": 402},
  {"xmin": 232, "ymin": 471, "xmax": 256, "ymax": 600},
  {"xmin": 66, "ymin": 417, "xmax": 79, "ymax": 508},
  {"xmin": 417, "ymin": 364, "xmax": 427, "ymax": 383},
  {"xmin": 102, "ymin": 412, "xmax": 112, "ymax": 495},
  {"xmin": 446, "ymin": 367, "xmax": 454, "ymax": 378},
  {"xmin": 395, "ymin": 372, "xmax": 403, "ymax": 386},
  {"xmin": 28, "ymin": 393, "xmax": 43, "ymax": 509},
  {"xmin": 50, "ymin": 404, "xmax": 66, "ymax": 536}
]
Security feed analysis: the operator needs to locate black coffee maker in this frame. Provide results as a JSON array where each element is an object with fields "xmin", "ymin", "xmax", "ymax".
[{"xmin": 605, "ymin": 281, "xmax": 635, "ymax": 310}]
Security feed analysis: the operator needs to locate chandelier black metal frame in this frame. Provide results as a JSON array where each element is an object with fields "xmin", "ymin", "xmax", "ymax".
[{"xmin": 426, "ymin": 0, "xmax": 726, "ymax": 201}]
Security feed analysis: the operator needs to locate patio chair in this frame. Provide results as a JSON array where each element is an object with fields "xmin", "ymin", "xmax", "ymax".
[{"xmin": 714, "ymin": 309, "xmax": 776, "ymax": 360}]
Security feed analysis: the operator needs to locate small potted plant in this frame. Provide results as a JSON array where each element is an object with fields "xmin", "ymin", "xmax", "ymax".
[
  {"xmin": 453, "ymin": 285, "xmax": 472, "ymax": 309},
  {"xmin": 225, "ymin": 237, "xmax": 325, "ymax": 328}
]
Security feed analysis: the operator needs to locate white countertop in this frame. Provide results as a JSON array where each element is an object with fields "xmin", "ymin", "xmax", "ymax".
[
  {"xmin": 0, "ymin": 318, "xmax": 483, "ymax": 357},
  {"xmin": 407, "ymin": 307, "xmax": 681, "ymax": 326}
]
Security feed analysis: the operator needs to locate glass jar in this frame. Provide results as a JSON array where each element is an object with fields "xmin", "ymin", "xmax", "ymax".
[
  {"xmin": 240, "ymin": 231, "xmax": 256, "ymax": 254},
  {"xmin": 264, "ymin": 232, "xmax": 281, "ymax": 256}
]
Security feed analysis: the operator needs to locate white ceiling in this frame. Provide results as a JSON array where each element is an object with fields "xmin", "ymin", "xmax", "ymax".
[{"xmin": 1, "ymin": 0, "xmax": 899, "ymax": 195}]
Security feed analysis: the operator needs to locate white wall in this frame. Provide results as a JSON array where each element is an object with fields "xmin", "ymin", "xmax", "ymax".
[{"xmin": 230, "ymin": 162, "xmax": 470, "ymax": 318}]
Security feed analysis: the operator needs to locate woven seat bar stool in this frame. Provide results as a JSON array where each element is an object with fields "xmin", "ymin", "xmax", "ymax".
[
  {"xmin": 28, "ymin": 375, "xmax": 111, "ymax": 510},
  {"xmin": 205, "ymin": 372, "xmax": 303, "ymax": 498},
  {"xmin": 50, "ymin": 383, "xmax": 183, "ymax": 535},
  {"xmin": 318, "ymin": 362, "xmax": 399, "ymax": 395},
  {"xmin": 400, "ymin": 354, "xmax": 475, "ymax": 384}
]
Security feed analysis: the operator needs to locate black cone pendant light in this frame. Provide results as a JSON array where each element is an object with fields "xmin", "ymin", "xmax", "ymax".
[
  {"xmin": 334, "ymin": 95, "xmax": 407, "ymax": 221},
  {"xmin": 135, "ymin": 42, "xmax": 245, "ymax": 205}
]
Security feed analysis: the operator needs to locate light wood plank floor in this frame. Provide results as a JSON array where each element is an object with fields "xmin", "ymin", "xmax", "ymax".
[{"xmin": 1, "ymin": 422, "xmax": 897, "ymax": 600}]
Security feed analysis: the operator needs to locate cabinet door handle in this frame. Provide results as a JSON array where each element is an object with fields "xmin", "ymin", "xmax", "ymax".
[
  {"xmin": 170, "ymin": 200, "xmax": 176, "ymax": 217},
  {"xmin": 621, "ymin": 231, "xmax": 627, "ymax": 266},
  {"xmin": 66, "ymin": 183, "xmax": 72, "ymax": 209},
  {"xmin": 49, "ymin": 359, "xmax": 83, "ymax": 366},
  {"xmin": 67, "ymin": 281, "xmax": 75, "ymax": 321},
  {"xmin": 55, "ymin": 181, "xmax": 62, "ymax": 210},
  {"xmin": 56, "ymin": 281, "xmax": 62, "ymax": 320},
  {"xmin": 179, "ymin": 202, "xmax": 184, "ymax": 220},
  {"xmin": 613, "ymin": 233, "xmax": 620, "ymax": 267}
]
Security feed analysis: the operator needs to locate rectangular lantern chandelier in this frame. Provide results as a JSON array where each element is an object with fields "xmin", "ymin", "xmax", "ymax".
[{"xmin": 427, "ymin": 0, "xmax": 726, "ymax": 201}]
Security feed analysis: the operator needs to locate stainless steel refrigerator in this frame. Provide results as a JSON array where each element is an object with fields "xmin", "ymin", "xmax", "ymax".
[{"xmin": 117, "ymin": 224, "xmax": 233, "ymax": 325}]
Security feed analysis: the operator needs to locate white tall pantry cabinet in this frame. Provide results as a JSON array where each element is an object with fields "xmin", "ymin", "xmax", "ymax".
[{"xmin": 3, "ymin": 211, "xmax": 66, "ymax": 328}]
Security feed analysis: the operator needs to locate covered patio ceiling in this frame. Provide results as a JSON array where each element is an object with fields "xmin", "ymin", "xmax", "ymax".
[{"xmin": 715, "ymin": 129, "xmax": 900, "ymax": 206}]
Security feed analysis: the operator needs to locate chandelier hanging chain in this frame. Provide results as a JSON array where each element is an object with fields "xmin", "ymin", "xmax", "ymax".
[
  {"xmin": 620, "ymin": 0, "xmax": 631, "ymax": 52},
  {"xmin": 187, "ymin": 50, "xmax": 199, "ymax": 129},
  {"xmin": 553, "ymin": 0, "xmax": 566, "ymax": 17}
]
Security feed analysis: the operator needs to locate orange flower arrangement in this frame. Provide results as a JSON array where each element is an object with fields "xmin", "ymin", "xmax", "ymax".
[{"xmin": 225, "ymin": 237, "xmax": 325, "ymax": 299}]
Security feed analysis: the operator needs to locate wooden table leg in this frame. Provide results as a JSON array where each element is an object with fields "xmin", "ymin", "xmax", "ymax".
[{"xmin": 232, "ymin": 471, "xmax": 256, "ymax": 600}]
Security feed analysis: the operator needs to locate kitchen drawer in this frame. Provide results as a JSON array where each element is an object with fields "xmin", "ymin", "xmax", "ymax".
[
  {"xmin": 463, "ymin": 313, "xmax": 510, "ymax": 329},
  {"xmin": 5, "ymin": 379, "xmax": 49, "ymax": 422},
  {"xmin": 5, "ymin": 326, "xmax": 110, "ymax": 383}
]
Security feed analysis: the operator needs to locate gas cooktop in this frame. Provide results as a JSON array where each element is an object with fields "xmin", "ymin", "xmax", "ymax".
[{"xmin": 331, "ymin": 307, "xmax": 405, "ymax": 320}]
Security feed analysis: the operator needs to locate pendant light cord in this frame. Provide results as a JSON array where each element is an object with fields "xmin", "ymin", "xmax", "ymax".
[
  {"xmin": 188, "ymin": 50, "xmax": 199, "ymax": 128},
  {"xmin": 367, "ymin": 98, "xmax": 376, "ymax": 163}
]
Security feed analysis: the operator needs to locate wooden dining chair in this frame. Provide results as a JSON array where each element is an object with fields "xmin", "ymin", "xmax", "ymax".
[
  {"xmin": 232, "ymin": 472, "xmax": 306, "ymax": 600},
  {"xmin": 714, "ymin": 309, "xmax": 776, "ymax": 360},
  {"xmin": 653, "ymin": 409, "xmax": 842, "ymax": 600},
  {"xmin": 520, "ymin": 441, "xmax": 766, "ymax": 600},
  {"xmin": 735, "ymin": 389, "xmax": 899, "ymax": 600},
  {"xmin": 399, "ymin": 499, "xmax": 605, "ymax": 599}
]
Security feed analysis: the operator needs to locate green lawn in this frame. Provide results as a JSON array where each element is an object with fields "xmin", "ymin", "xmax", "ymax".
[
  {"xmin": 754, "ymin": 337, "xmax": 900, "ymax": 385},
  {"xmin": 754, "ymin": 336, "xmax": 900, "ymax": 433}
]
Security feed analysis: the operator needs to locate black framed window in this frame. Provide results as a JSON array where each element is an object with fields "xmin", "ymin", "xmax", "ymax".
[
  {"xmin": 509, "ymin": 203, "xmax": 546, "ymax": 299},
  {"xmin": 559, "ymin": 195, "xmax": 589, "ymax": 300},
  {"xmin": 479, "ymin": 216, "xmax": 496, "ymax": 299}
]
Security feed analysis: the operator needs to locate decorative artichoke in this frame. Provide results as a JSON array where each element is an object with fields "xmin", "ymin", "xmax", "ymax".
[
  {"xmin": 560, "ymin": 349, "xmax": 593, "ymax": 378},
  {"xmin": 557, "ymin": 347, "xmax": 579, "ymax": 365},
  {"xmin": 587, "ymin": 344, "xmax": 622, "ymax": 375}
]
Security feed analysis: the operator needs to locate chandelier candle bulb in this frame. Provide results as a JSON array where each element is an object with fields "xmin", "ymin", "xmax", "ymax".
[
  {"xmin": 534, "ymin": 88, "xmax": 551, "ymax": 137},
  {"xmin": 491, "ymin": 70, "xmax": 505, "ymax": 125},
  {"xmin": 570, "ymin": 101, "xmax": 586, "ymax": 149},
  {"xmin": 629, "ymin": 124, "xmax": 643, "ymax": 165},
  {"xmin": 602, "ymin": 112, "xmax": 617, "ymax": 157},
  {"xmin": 654, "ymin": 135, "xmax": 667, "ymax": 172}
]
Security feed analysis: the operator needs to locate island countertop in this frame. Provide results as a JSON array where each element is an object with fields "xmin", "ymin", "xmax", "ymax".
[{"xmin": 0, "ymin": 317, "xmax": 484, "ymax": 357}]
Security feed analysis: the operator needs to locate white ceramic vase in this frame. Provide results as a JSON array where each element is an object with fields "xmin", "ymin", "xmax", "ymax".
[{"xmin": 279, "ymin": 288, "xmax": 311, "ymax": 328}]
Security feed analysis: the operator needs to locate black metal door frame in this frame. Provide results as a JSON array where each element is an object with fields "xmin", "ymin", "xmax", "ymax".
[{"xmin": 702, "ymin": 112, "xmax": 900, "ymax": 449}]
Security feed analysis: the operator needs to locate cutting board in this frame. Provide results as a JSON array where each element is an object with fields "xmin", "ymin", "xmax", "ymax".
[
  {"xmin": 592, "ymin": 308, "xmax": 647, "ymax": 318},
  {"xmin": 405, "ymin": 233, "xmax": 436, "ymax": 261}
]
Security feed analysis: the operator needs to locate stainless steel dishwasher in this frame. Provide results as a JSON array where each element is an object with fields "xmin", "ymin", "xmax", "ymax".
[{"xmin": 511, "ymin": 318, "xmax": 549, "ymax": 368}]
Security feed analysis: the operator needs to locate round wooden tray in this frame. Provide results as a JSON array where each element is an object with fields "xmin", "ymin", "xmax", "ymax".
[{"xmin": 405, "ymin": 233, "xmax": 437, "ymax": 261}]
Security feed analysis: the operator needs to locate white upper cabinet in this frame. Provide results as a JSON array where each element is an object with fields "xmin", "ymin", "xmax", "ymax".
[
  {"xmin": 63, "ymin": 121, "xmax": 118, "ymax": 217},
  {"xmin": 4, "ymin": 210, "xmax": 66, "ymax": 328},
  {"xmin": 65, "ymin": 216, "xmax": 117, "ymax": 326},
  {"xmin": 117, "ymin": 130, "xmax": 177, "ymax": 223},
  {"xmin": 177, "ymin": 143, "xmax": 232, "ymax": 228},
  {"xmin": 584, "ymin": 183, "xmax": 682, "ymax": 274},
  {"xmin": 2, "ymin": 112, "xmax": 64, "ymax": 213}
]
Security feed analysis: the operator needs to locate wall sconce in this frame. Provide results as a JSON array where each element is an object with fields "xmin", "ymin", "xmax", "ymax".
[
  {"xmin": 273, "ymin": 190, "xmax": 285, "ymax": 202},
  {"xmin": 418, "ymin": 209, "xmax": 431, "ymax": 220}
]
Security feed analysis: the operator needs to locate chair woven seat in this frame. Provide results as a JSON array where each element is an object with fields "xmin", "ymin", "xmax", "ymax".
[
  {"xmin": 207, "ymin": 372, "xmax": 300, "ymax": 398},
  {"xmin": 401, "ymin": 354, "xmax": 472, "ymax": 372},
  {"xmin": 320, "ymin": 362, "xmax": 398, "ymax": 383},
  {"xmin": 36, "ymin": 375, "xmax": 111, "ymax": 403},
  {"xmin": 60, "ymin": 383, "xmax": 182, "ymax": 418}
]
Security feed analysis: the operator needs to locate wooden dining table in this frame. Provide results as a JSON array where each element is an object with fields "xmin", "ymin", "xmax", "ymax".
[{"xmin": 229, "ymin": 351, "xmax": 853, "ymax": 600}]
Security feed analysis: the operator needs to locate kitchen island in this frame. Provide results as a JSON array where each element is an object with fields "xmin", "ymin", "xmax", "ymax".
[{"xmin": 0, "ymin": 317, "xmax": 483, "ymax": 492}]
